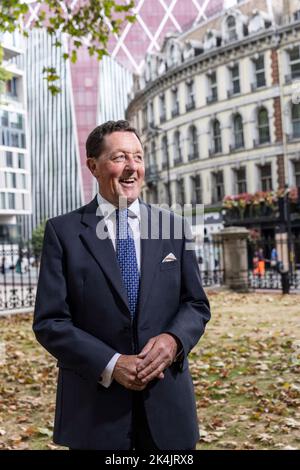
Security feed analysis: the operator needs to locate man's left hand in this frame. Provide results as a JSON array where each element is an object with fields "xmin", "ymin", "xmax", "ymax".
[{"xmin": 136, "ymin": 334, "xmax": 179, "ymax": 384}]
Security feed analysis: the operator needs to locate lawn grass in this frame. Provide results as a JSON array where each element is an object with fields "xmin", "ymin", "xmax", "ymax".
[{"xmin": 0, "ymin": 291, "xmax": 299, "ymax": 450}]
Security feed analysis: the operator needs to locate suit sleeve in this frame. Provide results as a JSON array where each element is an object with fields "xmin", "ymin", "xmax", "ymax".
[
  {"xmin": 33, "ymin": 220, "xmax": 117, "ymax": 385},
  {"xmin": 165, "ymin": 224, "xmax": 211, "ymax": 367}
]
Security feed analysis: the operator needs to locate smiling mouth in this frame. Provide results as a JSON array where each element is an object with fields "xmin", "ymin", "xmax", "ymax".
[{"xmin": 119, "ymin": 178, "xmax": 136, "ymax": 187}]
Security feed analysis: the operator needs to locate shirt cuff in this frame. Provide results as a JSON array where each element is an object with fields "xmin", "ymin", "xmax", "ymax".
[{"xmin": 99, "ymin": 353, "xmax": 121, "ymax": 388}]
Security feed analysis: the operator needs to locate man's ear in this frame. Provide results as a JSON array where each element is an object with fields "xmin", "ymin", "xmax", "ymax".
[{"xmin": 86, "ymin": 158, "xmax": 96, "ymax": 176}]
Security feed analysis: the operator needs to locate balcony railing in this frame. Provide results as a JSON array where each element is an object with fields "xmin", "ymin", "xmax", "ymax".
[
  {"xmin": 0, "ymin": 127, "xmax": 26, "ymax": 149},
  {"xmin": 251, "ymin": 80, "xmax": 266, "ymax": 91},
  {"xmin": 188, "ymin": 151, "xmax": 199, "ymax": 161},
  {"xmin": 286, "ymin": 132, "xmax": 300, "ymax": 142},
  {"xmin": 229, "ymin": 142, "xmax": 244, "ymax": 152},
  {"xmin": 285, "ymin": 72, "xmax": 300, "ymax": 84},
  {"xmin": 171, "ymin": 103, "xmax": 180, "ymax": 118},
  {"xmin": 206, "ymin": 94, "xmax": 218, "ymax": 104},
  {"xmin": 253, "ymin": 138, "xmax": 270, "ymax": 147},
  {"xmin": 209, "ymin": 148, "xmax": 222, "ymax": 157},
  {"xmin": 186, "ymin": 96, "xmax": 195, "ymax": 111},
  {"xmin": 173, "ymin": 149, "xmax": 182, "ymax": 166},
  {"xmin": 160, "ymin": 113, "xmax": 166, "ymax": 123}
]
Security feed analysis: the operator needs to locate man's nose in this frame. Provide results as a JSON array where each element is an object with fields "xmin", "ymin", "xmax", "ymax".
[{"xmin": 125, "ymin": 156, "xmax": 138, "ymax": 171}]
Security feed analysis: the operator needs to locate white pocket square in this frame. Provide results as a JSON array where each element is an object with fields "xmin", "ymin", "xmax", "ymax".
[{"xmin": 162, "ymin": 253, "xmax": 177, "ymax": 263}]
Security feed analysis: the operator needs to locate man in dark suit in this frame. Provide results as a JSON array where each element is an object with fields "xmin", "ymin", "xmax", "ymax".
[{"xmin": 33, "ymin": 120, "xmax": 210, "ymax": 450}]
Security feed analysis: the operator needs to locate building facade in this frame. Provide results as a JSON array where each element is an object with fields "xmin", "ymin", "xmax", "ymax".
[
  {"xmin": 0, "ymin": 32, "xmax": 31, "ymax": 243},
  {"xmin": 20, "ymin": 0, "xmax": 224, "ymax": 239},
  {"xmin": 126, "ymin": 0, "xmax": 300, "ymax": 239}
]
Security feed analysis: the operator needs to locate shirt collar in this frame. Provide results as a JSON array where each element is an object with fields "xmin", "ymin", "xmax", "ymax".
[{"xmin": 97, "ymin": 193, "xmax": 140, "ymax": 220}]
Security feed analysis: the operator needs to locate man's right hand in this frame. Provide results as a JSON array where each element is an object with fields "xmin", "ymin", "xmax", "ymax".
[
  {"xmin": 112, "ymin": 355, "xmax": 164, "ymax": 391},
  {"xmin": 112, "ymin": 355, "xmax": 147, "ymax": 391}
]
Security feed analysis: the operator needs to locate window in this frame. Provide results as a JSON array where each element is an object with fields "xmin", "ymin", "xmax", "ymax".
[
  {"xmin": 6, "ymin": 77, "xmax": 17, "ymax": 97},
  {"xmin": 161, "ymin": 135, "xmax": 169, "ymax": 170},
  {"xmin": 148, "ymin": 101, "xmax": 154, "ymax": 126},
  {"xmin": 18, "ymin": 153, "xmax": 24, "ymax": 169},
  {"xmin": 260, "ymin": 164, "xmax": 272, "ymax": 191},
  {"xmin": 150, "ymin": 140, "xmax": 156, "ymax": 167},
  {"xmin": 186, "ymin": 80, "xmax": 195, "ymax": 111},
  {"xmin": 170, "ymin": 44, "xmax": 176, "ymax": 66},
  {"xmin": 212, "ymin": 119, "xmax": 222, "ymax": 154},
  {"xmin": 292, "ymin": 103, "xmax": 300, "ymax": 138},
  {"xmin": 171, "ymin": 88, "xmax": 179, "ymax": 117},
  {"xmin": 294, "ymin": 10, "xmax": 300, "ymax": 21},
  {"xmin": 164, "ymin": 183, "xmax": 170, "ymax": 204},
  {"xmin": 254, "ymin": 55, "xmax": 266, "ymax": 88},
  {"xmin": 188, "ymin": 125, "xmax": 198, "ymax": 160},
  {"xmin": 8, "ymin": 193, "xmax": 15, "ymax": 209},
  {"xmin": 6, "ymin": 172, "xmax": 16, "ymax": 188},
  {"xmin": 231, "ymin": 64, "xmax": 240, "ymax": 94},
  {"xmin": 207, "ymin": 71, "xmax": 217, "ymax": 103},
  {"xmin": 191, "ymin": 174, "xmax": 202, "ymax": 204},
  {"xmin": 6, "ymin": 151, "xmax": 13, "ymax": 167},
  {"xmin": 212, "ymin": 171, "xmax": 224, "ymax": 203},
  {"xmin": 294, "ymin": 161, "xmax": 300, "ymax": 186},
  {"xmin": 0, "ymin": 110, "xmax": 9, "ymax": 127},
  {"xmin": 257, "ymin": 107, "xmax": 270, "ymax": 144},
  {"xmin": 289, "ymin": 47, "xmax": 300, "ymax": 79},
  {"xmin": 233, "ymin": 114, "xmax": 244, "ymax": 148},
  {"xmin": 227, "ymin": 16, "xmax": 237, "ymax": 41},
  {"xmin": 142, "ymin": 106, "xmax": 148, "ymax": 131},
  {"xmin": 10, "ymin": 113, "xmax": 23, "ymax": 130},
  {"xmin": 0, "ymin": 193, "xmax": 5, "ymax": 209},
  {"xmin": 159, "ymin": 94, "xmax": 166, "ymax": 123},
  {"xmin": 173, "ymin": 130, "xmax": 182, "ymax": 165},
  {"xmin": 234, "ymin": 167, "xmax": 247, "ymax": 194},
  {"xmin": 21, "ymin": 174, "xmax": 26, "ymax": 189},
  {"xmin": 177, "ymin": 178, "xmax": 185, "ymax": 205}
]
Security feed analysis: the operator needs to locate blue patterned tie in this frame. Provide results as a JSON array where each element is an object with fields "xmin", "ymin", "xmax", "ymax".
[{"xmin": 116, "ymin": 208, "xmax": 140, "ymax": 318}]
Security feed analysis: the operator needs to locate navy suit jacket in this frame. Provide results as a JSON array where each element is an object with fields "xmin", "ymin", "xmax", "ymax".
[{"xmin": 33, "ymin": 196, "xmax": 210, "ymax": 450}]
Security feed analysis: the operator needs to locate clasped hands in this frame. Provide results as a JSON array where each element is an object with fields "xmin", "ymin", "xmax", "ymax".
[{"xmin": 112, "ymin": 333, "xmax": 179, "ymax": 391}]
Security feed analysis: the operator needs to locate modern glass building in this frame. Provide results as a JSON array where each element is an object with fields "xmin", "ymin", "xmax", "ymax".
[{"xmin": 0, "ymin": 32, "xmax": 31, "ymax": 243}]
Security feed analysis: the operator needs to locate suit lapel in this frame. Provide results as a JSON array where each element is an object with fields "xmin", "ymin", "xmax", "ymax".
[
  {"xmin": 137, "ymin": 202, "xmax": 163, "ymax": 315},
  {"xmin": 79, "ymin": 196, "xmax": 130, "ymax": 314}
]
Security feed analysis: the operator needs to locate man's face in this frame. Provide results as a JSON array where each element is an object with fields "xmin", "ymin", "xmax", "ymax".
[{"xmin": 87, "ymin": 131, "xmax": 145, "ymax": 206}]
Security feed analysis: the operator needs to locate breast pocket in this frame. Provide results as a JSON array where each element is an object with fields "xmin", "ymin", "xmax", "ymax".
[{"xmin": 160, "ymin": 260, "xmax": 179, "ymax": 271}]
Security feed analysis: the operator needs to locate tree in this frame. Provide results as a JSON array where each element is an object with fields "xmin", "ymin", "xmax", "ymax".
[
  {"xmin": 31, "ymin": 219, "xmax": 47, "ymax": 258},
  {"xmin": 0, "ymin": 0, "xmax": 136, "ymax": 94}
]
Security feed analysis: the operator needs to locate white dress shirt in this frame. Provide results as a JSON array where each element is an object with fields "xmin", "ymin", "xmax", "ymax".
[{"xmin": 96, "ymin": 193, "xmax": 141, "ymax": 387}]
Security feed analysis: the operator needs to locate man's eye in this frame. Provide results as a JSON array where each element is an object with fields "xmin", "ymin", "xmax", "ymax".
[
  {"xmin": 134, "ymin": 155, "xmax": 143, "ymax": 161},
  {"xmin": 113, "ymin": 155, "xmax": 125, "ymax": 162}
]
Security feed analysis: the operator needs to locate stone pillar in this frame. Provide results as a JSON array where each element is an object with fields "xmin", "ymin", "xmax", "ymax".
[
  {"xmin": 275, "ymin": 232, "xmax": 289, "ymax": 271},
  {"xmin": 213, "ymin": 226, "xmax": 250, "ymax": 292}
]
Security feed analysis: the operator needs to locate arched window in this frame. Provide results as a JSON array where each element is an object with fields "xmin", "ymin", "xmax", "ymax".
[
  {"xmin": 188, "ymin": 125, "xmax": 199, "ymax": 160},
  {"xmin": 161, "ymin": 135, "xmax": 169, "ymax": 170},
  {"xmin": 173, "ymin": 130, "xmax": 182, "ymax": 165},
  {"xmin": 227, "ymin": 16, "xmax": 237, "ymax": 41},
  {"xmin": 212, "ymin": 119, "xmax": 222, "ymax": 154},
  {"xmin": 233, "ymin": 113, "xmax": 244, "ymax": 148},
  {"xmin": 292, "ymin": 103, "xmax": 300, "ymax": 138},
  {"xmin": 257, "ymin": 107, "xmax": 270, "ymax": 144}
]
